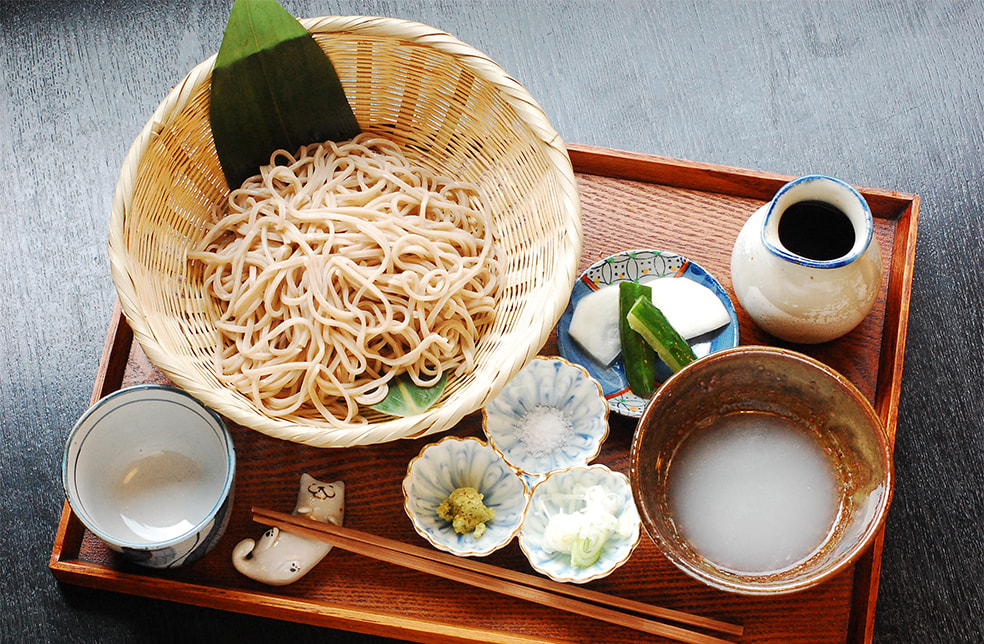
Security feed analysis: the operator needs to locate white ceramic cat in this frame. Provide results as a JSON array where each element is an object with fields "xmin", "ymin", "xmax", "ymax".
[{"xmin": 232, "ymin": 473, "xmax": 345, "ymax": 586}]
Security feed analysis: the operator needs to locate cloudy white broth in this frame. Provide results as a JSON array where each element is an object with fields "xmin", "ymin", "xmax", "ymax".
[{"xmin": 666, "ymin": 411, "xmax": 841, "ymax": 573}]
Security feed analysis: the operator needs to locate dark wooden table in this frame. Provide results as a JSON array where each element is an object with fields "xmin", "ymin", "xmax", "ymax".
[{"xmin": 3, "ymin": 1, "xmax": 981, "ymax": 642}]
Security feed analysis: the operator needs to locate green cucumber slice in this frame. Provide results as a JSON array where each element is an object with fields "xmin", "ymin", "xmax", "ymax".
[
  {"xmin": 626, "ymin": 296, "xmax": 697, "ymax": 373},
  {"xmin": 618, "ymin": 281, "xmax": 658, "ymax": 397}
]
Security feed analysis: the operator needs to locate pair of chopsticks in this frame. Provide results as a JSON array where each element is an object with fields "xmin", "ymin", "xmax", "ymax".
[{"xmin": 252, "ymin": 507, "xmax": 742, "ymax": 644}]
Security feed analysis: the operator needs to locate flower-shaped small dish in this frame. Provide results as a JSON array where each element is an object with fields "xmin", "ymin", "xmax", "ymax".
[
  {"xmin": 519, "ymin": 465, "xmax": 641, "ymax": 584},
  {"xmin": 557, "ymin": 249, "xmax": 739, "ymax": 418},
  {"xmin": 482, "ymin": 356, "xmax": 608, "ymax": 484},
  {"xmin": 403, "ymin": 436, "xmax": 528, "ymax": 557}
]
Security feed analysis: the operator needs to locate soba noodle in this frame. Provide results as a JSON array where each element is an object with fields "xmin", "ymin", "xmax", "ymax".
[{"xmin": 189, "ymin": 133, "xmax": 502, "ymax": 427}]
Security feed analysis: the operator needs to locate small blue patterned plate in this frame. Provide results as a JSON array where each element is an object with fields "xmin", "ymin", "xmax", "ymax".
[
  {"xmin": 519, "ymin": 464, "xmax": 641, "ymax": 584},
  {"xmin": 482, "ymin": 356, "xmax": 608, "ymax": 485},
  {"xmin": 556, "ymin": 249, "xmax": 739, "ymax": 417},
  {"xmin": 402, "ymin": 436, "xmax": 528, "ymax": 557}
]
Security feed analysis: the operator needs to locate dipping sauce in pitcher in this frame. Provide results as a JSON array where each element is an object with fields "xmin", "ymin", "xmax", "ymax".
[{"xmin": 777, "ymin": 200, "xmax": 855, "ymax": 261}]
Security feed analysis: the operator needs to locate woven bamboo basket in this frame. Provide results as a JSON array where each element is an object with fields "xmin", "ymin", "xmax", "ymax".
[{"xmin": 108, "ymin": 16, "xmax": 582, "ymax": 448}]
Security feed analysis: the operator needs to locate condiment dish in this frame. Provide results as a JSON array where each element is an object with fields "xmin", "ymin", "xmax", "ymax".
[
  {"xmin": 482, "ymin": 356, "xmax": 608, "ymax": 484},
  {"xmin": 631, "ymin": 346, "xmax": 893, "ymax": 595},
  {"xmin": 403, "ymin": 436, "xmax": 528, "ymax": 557},
  {"xmin": 62, "ymin": 384, "xmax": 235, "ymax": 568},
  {"xmin": 519, "ymin": 464, "xmax": 640, "ymax": 584},
  {"xmin": 557, "ymin": 249, "xmax": 739, "ymax": 418}
]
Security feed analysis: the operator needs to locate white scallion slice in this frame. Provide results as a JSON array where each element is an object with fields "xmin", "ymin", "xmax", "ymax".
[{"xmin": 570, "ymin": 526, "xmax": 608, "ymax": 567}]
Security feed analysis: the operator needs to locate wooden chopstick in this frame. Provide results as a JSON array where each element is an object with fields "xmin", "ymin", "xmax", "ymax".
[{"xmin": 252, "ymin": 507, "xmax": 742, "ymax": 643}]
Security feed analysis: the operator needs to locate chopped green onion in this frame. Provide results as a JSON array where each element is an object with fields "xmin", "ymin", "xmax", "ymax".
[{"xmin": 570, "ymin": 526, "xmax": 607, "ymax": 567}]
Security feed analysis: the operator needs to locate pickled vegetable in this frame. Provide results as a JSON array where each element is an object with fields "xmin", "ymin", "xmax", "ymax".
[
  {"xmin": 626, "ymin": 297, "xmax": 697, "ymax": 373},
  {"xmin": 618, "ymin": 281, "xmax": 658, "ymax": 397},
  {"xmin": 568, "ymin": 285, "xmax": 622, "ymax": 365},
  {"xmin": 641, "ymin": 275, "xmax": 731, "ymax": 339}
]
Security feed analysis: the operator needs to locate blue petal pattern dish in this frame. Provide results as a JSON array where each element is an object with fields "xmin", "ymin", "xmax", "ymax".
[
  {"xmin": 482, "ymin": 356, "xmax": 608, "ymax": 485},
  {"xmin": 403, "ymin": 436, "xmax": 528, "ymax": 557},
  {"xmin": 519, "ymin": 464, "xmax": 641, "ymax": 584},
  {"xmin": 556, "ymin": 249, "xmax": 739, "ymax": 418},
  {"xmin": 482, "ymin": 356, "xmax": 608, "ymax": 484}
]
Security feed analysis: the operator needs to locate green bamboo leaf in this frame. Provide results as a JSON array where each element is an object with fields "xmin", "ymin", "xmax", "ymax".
[
  {"xmin": 209, "ymin": 0, "xmax": 360, "ymax": 189},
  {"xmin": 370, "ymin": 373, "xmax": 449, "ymax": 417}
]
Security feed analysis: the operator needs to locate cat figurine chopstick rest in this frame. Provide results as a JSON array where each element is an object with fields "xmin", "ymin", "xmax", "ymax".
[{"xmin": 232, "ymin": 473, "xmax": 345, "ymax": 586}]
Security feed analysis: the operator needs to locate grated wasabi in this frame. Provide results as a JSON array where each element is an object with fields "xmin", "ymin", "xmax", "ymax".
[{"xmin": 437, "ymin": 487, "xmax": 496, "ymax": 539}]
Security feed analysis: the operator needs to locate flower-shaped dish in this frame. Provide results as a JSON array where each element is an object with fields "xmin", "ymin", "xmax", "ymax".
[
  {"xmin": 482, "ymin": 356, "xmax": 608, "ymax": 484},
  {"xmin": 519, "ymin": 465, "xmax": 641, "ymax": 584},
  {"xmin": 403, "ymin": 436, "xmax": 528, "ymax": 557},
  {"xmin": 557, "ymin": 249, "xmax": 739, "ymax": 417}
]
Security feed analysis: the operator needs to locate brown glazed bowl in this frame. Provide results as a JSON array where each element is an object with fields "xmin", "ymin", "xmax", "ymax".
[{"xmin": 630, "ymin": 345, "xmax": 893, "ymax": 595}]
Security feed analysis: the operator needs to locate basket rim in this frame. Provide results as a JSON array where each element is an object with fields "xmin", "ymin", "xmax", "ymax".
[{"xmin": 108, "ymin": 14, "xmax": 582, "ymax": 448}]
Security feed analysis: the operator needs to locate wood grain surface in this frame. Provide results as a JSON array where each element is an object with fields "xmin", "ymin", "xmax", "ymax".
[
  {"xmin": 4, "ymin": 1, "xmax": 983, "ymax": 643},
  {"xmin": 48, "ymin": 151, "xmax": 915, "ymax": 643}
]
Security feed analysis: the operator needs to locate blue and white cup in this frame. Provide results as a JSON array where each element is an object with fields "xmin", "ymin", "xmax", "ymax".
[{"xmin": 62, "ymin": 385, "xmax": 235, "ymax": 568}]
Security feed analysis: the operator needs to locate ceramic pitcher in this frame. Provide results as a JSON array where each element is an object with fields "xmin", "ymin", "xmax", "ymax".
[{"xmin": 730, "ymin": 175, "xmax": 882, "ymax": 344}]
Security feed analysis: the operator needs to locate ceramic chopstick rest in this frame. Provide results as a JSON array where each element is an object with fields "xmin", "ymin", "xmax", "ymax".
[{"xmin": 232, "ymin": 473, "xmax": 345, "ymax": 585}]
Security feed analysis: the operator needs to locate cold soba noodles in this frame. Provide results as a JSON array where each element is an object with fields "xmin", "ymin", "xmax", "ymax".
[{"xmin": 190, "ymin": 134, "xmax": 502, "ymax": 427}]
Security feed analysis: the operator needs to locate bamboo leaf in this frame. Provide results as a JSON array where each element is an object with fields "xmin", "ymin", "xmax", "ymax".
[
  {"xmin": 370, "ymin": 373, "xmax": 449, "ymax": 417},
  {"xmin": 209, "ymin": 0, "xmax": 360, "ymax": 189}
]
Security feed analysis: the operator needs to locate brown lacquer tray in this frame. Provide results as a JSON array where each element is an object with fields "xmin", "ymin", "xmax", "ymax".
[{"xmin": 50, "ymin": 144, "xmax": 919, "ymax": 643}]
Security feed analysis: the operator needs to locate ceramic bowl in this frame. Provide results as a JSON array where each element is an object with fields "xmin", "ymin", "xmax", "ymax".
[
  {"xmin": 482, "ymin": 356, "xmax": 608, "ymax": 483},
  {"xmin": 62, "ymin": 385, "xmax": 235, "ymax": 568},
  {"xmin": 556, "ymin": 249, "xmax": 739, "ymax": 417},
  {"xmin": 519, "ymin": 465, "xmax": 641, "ymax": 584},
  {"xmin": 403, "ymin": 436, "xmax": 528, "ymax": 557},
  {"xmin": 630, "ymin": 346, "xmax": 893, "ymax": 595}
]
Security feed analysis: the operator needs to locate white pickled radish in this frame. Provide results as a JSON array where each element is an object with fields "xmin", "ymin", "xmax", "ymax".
[
  {"xmin": 568, "ymin": 285, "xmax": 622, "ymax": 365},
  {"xmin": 640, "ymin": 276, "xmax": 730, "ymax": 339},
  {"xmin": 568, "ymin": 276, "xmax": 730, "ymax": 367}
]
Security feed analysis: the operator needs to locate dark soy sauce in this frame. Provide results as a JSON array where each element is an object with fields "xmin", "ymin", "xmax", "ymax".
[{"xmin": 777, "ymin": 200, "xmax": 856, "ymax": 261}]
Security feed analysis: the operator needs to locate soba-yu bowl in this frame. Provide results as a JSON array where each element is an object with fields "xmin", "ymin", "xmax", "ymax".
[
  {"xmin": 108, "ymin": 15, "xmax": 581, "ymax": 448},
  {"xmin": 482, "ymin": 356, "xmax": 609, "ymax": 484},
  {"xmin": 630, "ymin": 346, "xmax": 893, "ymax": 595},
  {"xmin": 519, "ymin": 465, "xmax": 641, "ymax": 584},
  {"xmin": 403, "ymin": 436, "xmax": 528, "ymax": 557},
  {"xmin": 62, "ymin": 385, "xmax": 235, "ymax": 568}
]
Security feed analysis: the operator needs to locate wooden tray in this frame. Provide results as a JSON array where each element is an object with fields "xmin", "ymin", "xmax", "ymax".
[{"xmin": 50, "ymin": 144, "xmax": 919, "ymax": 643}]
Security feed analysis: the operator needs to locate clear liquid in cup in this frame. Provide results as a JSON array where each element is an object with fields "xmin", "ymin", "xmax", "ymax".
[{"xmin": 112, "ymin": 449, "xmax": 211, "ymax": 543}]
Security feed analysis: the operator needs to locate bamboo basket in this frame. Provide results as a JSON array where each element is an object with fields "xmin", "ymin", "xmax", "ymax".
[{"xmin": 107, "ymin": 16, "xmax": 582, "ymax": 448}]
